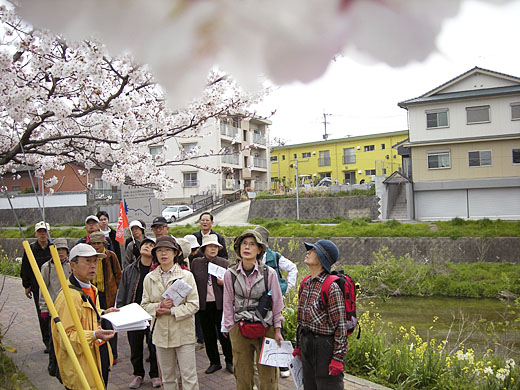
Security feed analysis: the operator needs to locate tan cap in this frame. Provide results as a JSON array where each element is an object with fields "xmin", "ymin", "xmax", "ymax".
[
  {"xmin": 70, "ymin": 243, "xmax": 106, "ymax": 261},
  {"xmin": 35, "ymin": 221, "xmax": 50, "ymax": 231},
  {"xmin": 201, "ymin": 234, "xmax": 223, "ymax": 249},
  {"xmin": 89, "ymin": 232, "xmax": 106, "ymax": 243}
]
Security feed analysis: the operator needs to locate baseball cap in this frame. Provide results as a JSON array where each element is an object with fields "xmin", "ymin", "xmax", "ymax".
[
  {"xmin": 69, "ymin": 243, "xmax": 106, "ymax": 261},
  {"xmin": 151, "ymin": 216, "xmax": 168, "ymax": 227},
  {"xmin": 35, "ymin": 221, "xmax": 50, "ymax": 231},
  {"xmin": 89, "ymin": 232, "xmax": 106, "ymax": 243},
  {"xmin": 85, "ymin": 215, "xmax": 100, "ymax": 224}
]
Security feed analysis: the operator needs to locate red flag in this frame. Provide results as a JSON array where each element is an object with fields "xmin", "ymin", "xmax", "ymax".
[{"xmin": 115, "ymin": 201, "xmax": 129, "ymax": 245}]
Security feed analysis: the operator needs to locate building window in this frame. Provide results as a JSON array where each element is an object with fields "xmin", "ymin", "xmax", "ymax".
[
  {"xmin": 318, "ymin": 150, "xmax": 331, "ymax": 166},
  {"xmin": 382, "ymin": 168, "xmax": 387, "ymax": 175},
  {"xmin": 513, "ymin": 149, "xmax": 520, "ymax": 164},
  {"xmin": 468, "ymin": 150, "xmax": 492, "ymax": 167},
  {"xmin": 282, "ymin": 155, "xmax": 285, "ymax": 160},
  {"xmin": 343, "ymin": 148, "xmax": 355, "ymax": 164},
  {"xmin": 511, "ymin": 103, "xmax": 520, "ymax": 120},
  {"xmin": 364, "ymin": 145, "xmax": 375, "ymax": 152},
  {"xmin": 182, "ymin": 143, "xmax": 197, "ymax": 154},
  {"xmin": 183, "ymin": 172, "xmax": 198, "ymax": 187},
  {"xmin": 466, "ymin": 105, "xmax": 490, "ymax": 124},
  {"xmin": 293, "ymin": 153, "xmax": 297, "ymax": 159},
  {"xmin": 270, "ymin": 156, "xmax": 278, "ymax": 162},
  {"xmin": 12, "ymin": 185, "xmax": 20, "ymax": 191},
  {"xmin": 365, "ymin": 169, "xmax": 376, "ymax": 176},
  {"xmin": 426, "ymin": 109, "xmax": 449, "ymax": 128},
  {"xmin": 427, "ymin": 151, "xmax": 451, "ymax": 169},
  {"xmin": 381, "ymin": 144, "xmax": 386, "ymax": 150},
  {"xmin": 149, "ymin": 145, "xmax": 163, "ymax": 156},
  {"xmin": 302, "ymin": 152, "xmax": 311, "ymax": 158},
  {"xmin": 319, "ymin": 172, "xmax": 331, "ymax": 179}
]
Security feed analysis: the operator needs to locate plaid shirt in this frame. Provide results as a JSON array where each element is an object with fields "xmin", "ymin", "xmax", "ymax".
[{"xmin": 296, "ymin": 271, "xmax": 348, "ymax": 362}]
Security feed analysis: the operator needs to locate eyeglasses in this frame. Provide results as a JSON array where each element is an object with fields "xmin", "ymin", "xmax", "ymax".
[{"xmin": 75, "ymin": 258, "xmax": 99, "ymax": 265}]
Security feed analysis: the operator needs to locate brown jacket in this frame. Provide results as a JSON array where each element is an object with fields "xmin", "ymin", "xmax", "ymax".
[
  {"xmin": 191, "ymin": 256, "xmax": 229, "ymax": 311},
  {"xmin": 93, "ymin": 250, "xmax": 121, "ymax": 308}
]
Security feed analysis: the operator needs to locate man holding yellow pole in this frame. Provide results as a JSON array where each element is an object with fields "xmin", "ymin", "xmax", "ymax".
[{"xmin": 52, "ymin": 243, "xmax": 118, "ymax": 389}]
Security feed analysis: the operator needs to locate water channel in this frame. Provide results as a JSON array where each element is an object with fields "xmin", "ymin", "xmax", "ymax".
[{"xmin": 359, "ymin": 296, "xmax": 519, "ymax": 358}]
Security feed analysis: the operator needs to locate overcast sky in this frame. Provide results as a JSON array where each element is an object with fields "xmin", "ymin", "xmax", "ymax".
[{"xmin": 256, "ymin": 0, "xmax": 520, "ymax": 145}]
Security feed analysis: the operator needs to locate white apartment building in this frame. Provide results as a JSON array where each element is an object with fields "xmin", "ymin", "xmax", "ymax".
[{"xmin": 150, "ymin": 116, "xmax": 271, "ymax": 204}]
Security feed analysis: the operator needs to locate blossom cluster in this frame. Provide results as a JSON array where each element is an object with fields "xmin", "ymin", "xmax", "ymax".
[{"xmin": 0, "ymin": 5, "xmax": 262, "ymax": 195}]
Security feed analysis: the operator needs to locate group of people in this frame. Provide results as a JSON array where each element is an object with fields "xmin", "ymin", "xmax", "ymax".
[{"xmin": 20, "ymin": 210, "xmax": 350, "ymax": 390}]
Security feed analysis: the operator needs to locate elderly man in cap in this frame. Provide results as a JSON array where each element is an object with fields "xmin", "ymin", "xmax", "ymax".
[
  {"xmin": 150, "ymin": 216, "xmax": 170, "ymax": 239},
  {"xmin": 293, "ymin": 240, "xmax": 348, "ymax": 390},
  {"xmin": 89, "ymin": 231, "xmax": 122, "ymax": 363},
  {"xmin": 20, "ymin": 221, "xmax": 53, "ymax": 353},
  {"xmin": 39, "ymin": 238, "xmax": 72, "ymax": 376},
  {"xmin": 76, "ymin": 215, "xmax": 101, "ymax": 245},
  {"xmin": 52, "ymin": 243, "xmax": 117, "ymax": 390}
]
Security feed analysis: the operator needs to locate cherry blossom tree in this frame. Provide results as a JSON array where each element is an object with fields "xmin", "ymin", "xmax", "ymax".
[{"xmin": 0, "ymin": 5, "xmax": 263, "ymax": 196}]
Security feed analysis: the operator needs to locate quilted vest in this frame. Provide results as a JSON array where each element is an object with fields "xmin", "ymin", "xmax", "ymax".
[{"xmin": 229, "ymin": 264, "xmax": 273, "ymax": 326}]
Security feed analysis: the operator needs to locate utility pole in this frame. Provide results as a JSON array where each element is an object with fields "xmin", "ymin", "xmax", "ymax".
[{"xmin": 322, "ymin": 113, "xmax": 331, "ymax": 140}]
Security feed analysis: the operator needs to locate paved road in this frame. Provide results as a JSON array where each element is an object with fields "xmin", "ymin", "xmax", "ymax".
[
  {"xmin": 0, "ymin": 275, "xmax": 387, "ymax": 390},
  {"xmin": 173, "ymin": 200, "xmax": 252, "ymax": 227}
]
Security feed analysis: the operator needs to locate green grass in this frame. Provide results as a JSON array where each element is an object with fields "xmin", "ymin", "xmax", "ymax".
[
  {"xmin": 1, "ymin": 218, "xmax": 519, "ymax": 239},
  {"xmin": 255, "ymin": 187, "xmax": 376, "ymax": 199}
]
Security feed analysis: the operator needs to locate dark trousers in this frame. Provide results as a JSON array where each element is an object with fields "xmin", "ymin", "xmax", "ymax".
[
  {"xmin": 32, "ymin": 290, "xmax": 50, "ymax": 348},
  {"xmin": 199, "ymin": 302, "xmax": 233, "ymax": 365},
  {"xmin": 127, "ymin": 329, "xmax": 159, "ymax": 379},
  {"xmin": 48, "ymin": 320, "xmax": 57, "ymax": 376},
  {"xmin": 301, "ymin": 332, "xmax": 343, "ymax": 390},
  {"xmin": 195, "ymin": 312, "xmax": 204, "ymax": 343}
]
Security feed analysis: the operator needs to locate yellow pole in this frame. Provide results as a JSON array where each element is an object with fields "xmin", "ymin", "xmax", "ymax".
[
  {"xmin": 48, "ymin": 244, "xmax": 106, "ymax": 390},
  {"xmin": 22, "ymin": 241, "xmax": 91, "ymax": 390}
]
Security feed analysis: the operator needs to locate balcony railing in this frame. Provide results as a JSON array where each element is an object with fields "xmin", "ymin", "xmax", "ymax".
[
  {"xmin": 319, "ymin": 157, "xmax": 331, "ymax": 166},
  {"xmin": 252, "ymin": 134, "xmax": 266, "ymax": 145},
  {"xmin": 342, "ymin": 156, "xmax": 356, "ymax": 164},
  {"xmin": 220, "ymin": 124, "xmax": 239, "ymax": 138},
  {"xmin": 252, "ymin": 157, "xmax": 267, "ymax": 169},
  {"xmin": 222, "ymin": 154, "xmax": 240, "ymax": 165},
  {"xmin": 182, "ymin": 180, "xmax": 199, "ymax": 188}
]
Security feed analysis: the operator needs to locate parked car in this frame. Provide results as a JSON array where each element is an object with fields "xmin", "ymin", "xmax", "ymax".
[
  {"xmin": 162, "ymin": 205, "xmax": 194, "ymax": 222},
  {"xmin": 316, "ymin": 177, "xmax": 338, "ymax": 187}
]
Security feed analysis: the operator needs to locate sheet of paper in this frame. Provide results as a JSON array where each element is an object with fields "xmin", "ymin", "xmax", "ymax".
[
  {"xmin": 101, "ymin": 303, "xmax": 152, "ymax": 329},
  {"xmin": 162, "ymin": 279, "xmax": 192, "ymax": 306},
  {"xmin": 258, "ymin": 337, "xmax": 294, "ymax": 367},
  {"xmin": 208, "ymin": 262, "xmax": 226, "ymax": 279},
  {"xmin": 289, "ymin": 356, "xmax": 303, "ymax": 389}
]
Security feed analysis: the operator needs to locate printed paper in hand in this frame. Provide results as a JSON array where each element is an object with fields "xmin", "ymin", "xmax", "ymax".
[
  {"xmin": 258, "ymin": 337, "xmax": 294, "ymax": 367},
  {"xmin": 101, "ymin": 303, "xmax": 151, "ymax": 332},
  {"xmin": 208, "ymin": 262, "xmax": 226, "ymax": 279},
  {"xmin": 289, "ymin": 356, "xmax": 303, "ymax": 389},
  {"xmin": 162, "ymin": 279, "xmax": 192, "ymax": 306}
]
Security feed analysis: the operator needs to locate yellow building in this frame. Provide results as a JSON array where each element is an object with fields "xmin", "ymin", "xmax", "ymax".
[{"xmin": 270, "ymin": 130, "xmax": 408, "ymax": 188}]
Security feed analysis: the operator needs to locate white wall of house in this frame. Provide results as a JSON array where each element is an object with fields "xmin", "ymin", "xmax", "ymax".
[{"xmin": 408, "ymin": 95, "xmax": 520, "ymax": 143}]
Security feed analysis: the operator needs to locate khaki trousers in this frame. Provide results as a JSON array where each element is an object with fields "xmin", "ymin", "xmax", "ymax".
[
  {"xmin": 229, "ymin": 324, "xmax": 278, "ymax": 390},
  {"xmin": 156, "ymin": 344, "xmax": 199, "ymax": 390}
]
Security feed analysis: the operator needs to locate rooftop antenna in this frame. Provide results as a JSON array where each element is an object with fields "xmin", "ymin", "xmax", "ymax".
[{"xmin": 322, "ymin": 113, "xmax": 331, "ymax": 140}]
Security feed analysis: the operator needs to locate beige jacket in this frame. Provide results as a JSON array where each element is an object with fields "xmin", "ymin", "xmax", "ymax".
[
  {"xmin": 39, "ymin": 259, "xmax": 72, "ymax": 313},
  {"xmin": 141, "ymin": 264, "xmax": 199, "ymax": 348}
]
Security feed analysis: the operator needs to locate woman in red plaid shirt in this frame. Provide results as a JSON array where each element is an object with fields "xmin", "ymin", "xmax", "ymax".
[{"xmin": 293, "ymin": 240, "xmax": 348, "ymax": 390}]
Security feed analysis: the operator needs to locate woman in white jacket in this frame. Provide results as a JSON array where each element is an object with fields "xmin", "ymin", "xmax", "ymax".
[{"xmin": 141, "ymin": 236, "xmax": 200, "ymax": 390}]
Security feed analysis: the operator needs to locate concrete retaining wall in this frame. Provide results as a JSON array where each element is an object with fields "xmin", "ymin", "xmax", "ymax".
[
  {"xmin": 4, "ymin": 236, "xmax": 518, "ymax": 266},
  {"xmin": 248, "ymin": 196, "xmax": 380, "ymax": 221},
  {"xmin": 0, "ymin": 206, "xmax": 98, "ymax": 227}
]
